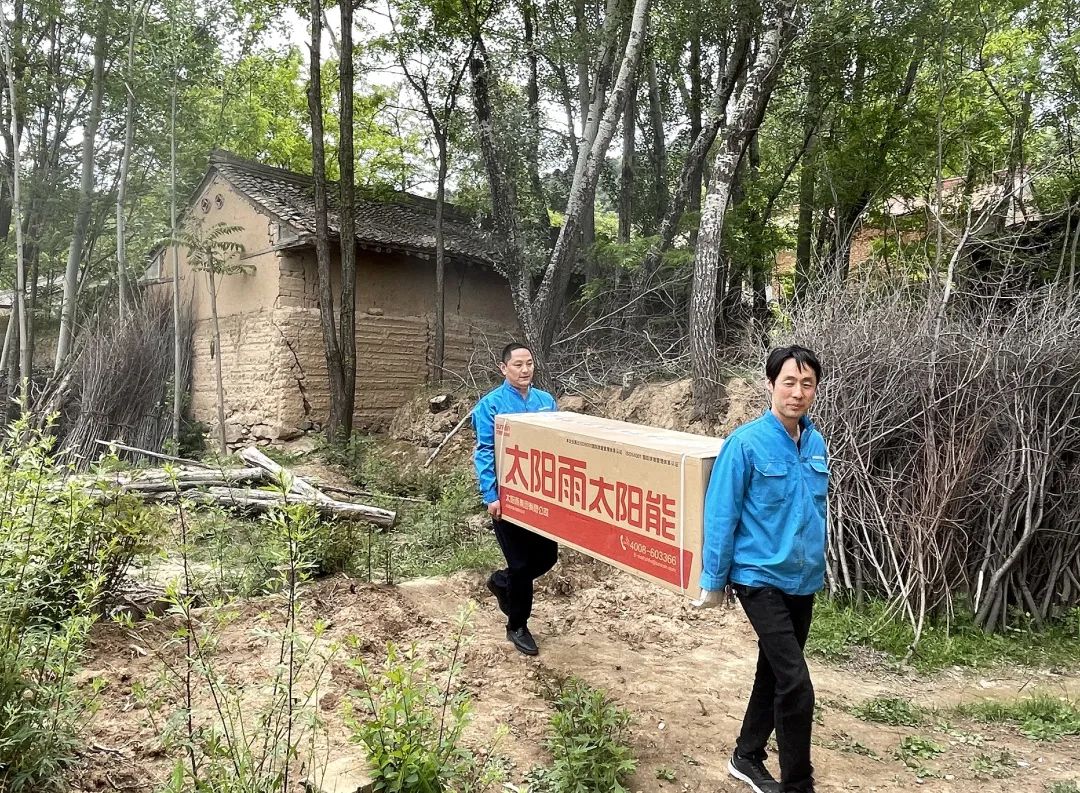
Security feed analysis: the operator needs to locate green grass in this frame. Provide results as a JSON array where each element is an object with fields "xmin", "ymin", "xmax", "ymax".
[
  {"xmin": 1048, "ymin": 782, "xmax": 1080, "ymax": 793},
  {"xmin": 851, "ymin": 696, "xmax": 926, "ymax": 726},
  {"xmin": 953, "ymin": 694, "xmax": 1080, "ymax": 741},
  {"xmin": 809, "ymin": 596, "xmax": 1080, "ymax": 673}
]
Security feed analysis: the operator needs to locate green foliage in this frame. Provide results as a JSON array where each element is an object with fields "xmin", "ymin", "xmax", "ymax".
[
  {"xmin": 346, "ymin": 607, "xmax": 503, "ymax": 793},
  {"xmin": 954, "ymin": 694, "xmax": 1080, "ymax": 741},
  {"xmin": 851, "ymin": 697, "xmax": 926, "ymax": 727},
  {"xmin": 655, "ymin": 766, "xmax": 677, "ymax": 781},
  {"xmin": 543, "ymin": 677, "xmax": 637, "ymax": 793},
  {"xmin": 809, "ymin": 596, "xmax": 1080, "ymax": 673},
  {"xmin": 138, "ymin": 494, "xmax": 334, "ymax": 793},
  {"xmin": 0, "ymin": 419, "xmax": 161, "ymax": 789},
  {"xmin": 970, "ymin": 750, "xmax": 1017, "ymax": 779},
  {"xmin": 1048, "ymin": 782, "xmax": 1080, "ymax": 793},
  {"xmin": 894, "ymin": 735, "xmax": 944, "ymax": 765}
]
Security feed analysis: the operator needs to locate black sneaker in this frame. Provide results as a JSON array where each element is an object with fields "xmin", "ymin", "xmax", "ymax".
[
  {"xmin": 487, "ymin": 574, "xmax": 510, "ymax": 616},
  {"xmin": 728, "ymin": 751, "xmax": 780, "ymax": 793},
  {"xmin": 506, "ymin": 625, "xmax": 539, "ymax": 656}
]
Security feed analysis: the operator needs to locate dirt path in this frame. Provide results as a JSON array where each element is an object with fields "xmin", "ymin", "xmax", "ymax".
[{"xmin": 77, "ymin": 553, "xmax": 1079, "ymax": 792}]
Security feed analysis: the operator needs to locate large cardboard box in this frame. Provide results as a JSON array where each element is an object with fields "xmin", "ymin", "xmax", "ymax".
[{"xmin": 494, "ymin": 411, "xmax": 724, "ymax": 598}]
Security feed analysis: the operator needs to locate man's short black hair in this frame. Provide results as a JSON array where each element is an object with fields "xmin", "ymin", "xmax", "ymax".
[
  {"xmin": 765, "ymin": 345, "xmax": 822, "ymax": 384},
  {"xmin": 501, "ymin": 342, "xmax": 531, "ymax": 363}
]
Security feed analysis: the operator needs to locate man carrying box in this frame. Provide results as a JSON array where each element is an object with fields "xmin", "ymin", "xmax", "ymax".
[
  {"xmin": 473, "ymin": 342, "xmax": 559, "ymax": 656},
  {"xmin": 695, "ymin": 345, "xmax": 828, "ymax": 793}
]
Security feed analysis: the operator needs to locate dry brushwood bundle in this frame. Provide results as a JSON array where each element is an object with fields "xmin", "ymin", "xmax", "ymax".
[{"xmin": 785, "ymin": 276, "xmax": 1080, "ymax": 639}]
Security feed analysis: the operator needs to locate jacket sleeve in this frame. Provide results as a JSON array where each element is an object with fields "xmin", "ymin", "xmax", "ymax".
[
  {"xmin": 699, "ymin": 438, "xmax": 749, "ymax": 591},
  {"xmin": 472, "ymin": 398, "xmax": 499, "ymax": 504}
]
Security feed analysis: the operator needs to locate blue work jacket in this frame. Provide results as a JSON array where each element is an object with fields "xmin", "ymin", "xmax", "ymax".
[
  {"xmin": 472, "ymin": 381, "xmax": 557, "ymax": 504},
  {"xmin": 700, "ymin": 411, "xmax": 829, "ymax": 596}
]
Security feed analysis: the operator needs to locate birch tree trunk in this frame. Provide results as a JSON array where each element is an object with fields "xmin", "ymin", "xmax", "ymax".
[
  {"xmin": 0, "ymin": 14, "xmax": 28, "ymax": 392},
  {"xmin": 617, "ymin": 83, "xmax": 635, "ymax": 243},
  {"xmin": 55, "ymin": 9, "xmax": 107, "ymax": 372},
  {"xmin": 170, "ymin": 29, "xmax": 182, "ymax": 447},
  {"xmin": 645, "ymin": 55, "xmax": 667, "ymax": 232},
  {"xmin": 433, "ymin": 132, "xmax": 448, "ymax": 382},
  {"xmin": 691, "ymin": 0, "xmax": 795, "ymax": 420},
  {"xmin": 116, "ymin": 0, "xmax": 142, "ymax": 320},
  {"xmin": 535, "ymin": 0, "xmax": 652, "ymax": 352},
  {"xmin": 794, "ymin": 63, "xmax": 822, "ymax": 301}
]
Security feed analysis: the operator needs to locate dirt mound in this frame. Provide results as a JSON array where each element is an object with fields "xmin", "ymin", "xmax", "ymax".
[
  {"xmin": 385, "ymin": 376, "xmax": 765, "ymax": 468},
  {"xmin": 567, "ymin": 376, "xmax": 765, "ymax": 436}
]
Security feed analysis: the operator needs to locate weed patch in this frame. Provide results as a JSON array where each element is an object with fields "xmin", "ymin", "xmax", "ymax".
[
  {"xmin": 851, "ymin": 696, "xmax": 926, "ymax": 726},
  {"xmin": 809, "ymin": 597, "xmax": 1080, "ymax": 673},
  {"xmin": 954, "ymin": 694, "xmax": 1080, "ymax": 741}
]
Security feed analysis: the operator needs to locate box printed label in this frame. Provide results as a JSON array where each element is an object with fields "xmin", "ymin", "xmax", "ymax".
[{"xmin": 496, "ymin": 416, "xmax": 697, "ymax": 589}]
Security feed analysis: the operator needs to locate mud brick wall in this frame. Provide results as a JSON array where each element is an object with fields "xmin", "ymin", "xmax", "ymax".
[{"xmin": 191, "ymin": 306, "xmax": 510, "ymax": 446}]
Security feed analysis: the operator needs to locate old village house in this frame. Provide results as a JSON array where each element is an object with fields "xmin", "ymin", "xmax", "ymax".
[{"xmin": 148, "ymin": 151, "xmax": 516, "ymax": 446}]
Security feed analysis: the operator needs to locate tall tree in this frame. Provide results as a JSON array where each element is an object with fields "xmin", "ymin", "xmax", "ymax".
[
  {"xmin": 55, "ymin": 6, "xmax": 108, "ymax": 372},
  {"xmin": 470, "ymin": 0, "xmax": 653, "ymax": 384},
  {"xmin": 381, "ymin": 0, "xmax": 474, "ymax": 383},
  {"xmin": 690, "ymin": 0, "xmax": 795, "ymax": 419},
  {"xmin": 338, "ymin": 0, "xmax": 358, "ymax": 439}
]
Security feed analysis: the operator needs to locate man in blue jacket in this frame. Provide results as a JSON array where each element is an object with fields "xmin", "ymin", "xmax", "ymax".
[
  {"xmin": 695, "ymin": 345, "xmax": 828, "ymax": 793},
  {"xmin": 473, "ymin": 342, "xmax": 558, "ymax": 656}
]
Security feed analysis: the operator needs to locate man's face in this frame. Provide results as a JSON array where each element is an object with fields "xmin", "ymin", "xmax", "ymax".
[
  {"xmin": 767, "ymin": 358, "xmax": 818, "ymax": 423},
  {"xmin": 500, "ymin": 348, "xmax": 535, "ymax": 389}
]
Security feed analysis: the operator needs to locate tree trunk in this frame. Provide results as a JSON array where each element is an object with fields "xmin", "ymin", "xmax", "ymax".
[
  {"xmin": 691, "ymin": 0, "xmax": 794, "ymax": 420},
  {"xmin": 617, "ymin": 82, "xmax": 635, "ymax": 243},
  {"xmin": 1, "ymin": 11, "xmax": 29, "ymax": 393},
  {"xmin": 170, "ymin": 33, "xmax": 182, "ymax": 448},
  {"xmin": 337, "ymin": 0, "xmax": 358, "ymax": 440},
  {"xmin": 535, "ymin": 0, "xmax": 653, "ymax": 354},
  {"xmin": 469, "ymin": 44, "xmax": 548, "ymax": 384},
  {"xmin": 794, "ymin": 63, "xmax": 822, "ymax": 301},
  {"xmin": 433, "ymin": 133, "xmax": 448, "ymax": 382},
  {"xmin": 208, "ymin": 273, "xmax": 227, "ymax": 454},
  {"xmin": 55, "ymin": 8, "xmax": 107, "ymax": 372},
  {"xmin": 646, "ymin": 55, "xmax": 667, "ymax": 233},
  {"xmin": 308, "ymin": 0, "xmax": 347, "ymax": 444},
  {"xmin": 687, "ymin": 27, "xmax": 702, "ymax": 245},
  {"xmin": 523, "ymin": 0, "xmax": 552, "ymax": 242},
  {"xmin": 638, "ymin": 26, "xmax": 750, "ymax": 280},
  {"xmin": 116, "ymin": 0, "xmax": 141, "ymax": 320},
  {"xmin": 574, "ymin": 0, "xmax": 595, "ymax": 254}
]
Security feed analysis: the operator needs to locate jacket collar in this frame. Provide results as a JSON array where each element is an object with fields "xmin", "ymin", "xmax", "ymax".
[
  {"xmin": 502, "ymin": 380, "xmax": 531, "ymax": 401},
  {"xmin": 763, "ymin": 410, "xmax": 817, "ymax": 441}
]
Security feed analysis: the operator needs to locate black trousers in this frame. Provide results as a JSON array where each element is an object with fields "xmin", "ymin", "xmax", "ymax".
[
  {"xmin": 491, "ymin": 518, "xmax": 558, "ymax": 630},
  {"xmin": 734, "ymin": 585, "xmax": 816, "ymax": 793}
]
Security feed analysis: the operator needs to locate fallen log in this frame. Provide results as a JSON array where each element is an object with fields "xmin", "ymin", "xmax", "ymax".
[{"xmin": 148, "ymin": 486, "xmax": 396, "ymax": 526}]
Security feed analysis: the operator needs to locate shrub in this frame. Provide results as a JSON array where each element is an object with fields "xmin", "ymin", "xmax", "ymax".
[
  {"xmin": 346, "ymin": 606, "xmax": 503, "ymax": 793},
  {"xmin": 545, "ymin": 677, "xmax": 636, "ymax": 793},
  {"xmin": 0, "ymin": 418, "xmax": 160, "ymax": 789}
]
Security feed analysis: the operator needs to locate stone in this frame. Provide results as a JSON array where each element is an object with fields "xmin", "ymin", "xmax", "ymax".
[
  {"xmin": 304, "ymin": 756, "xmax": 374, "ymax": 793},
  {"xmin": 558, "ymin": 395, "xmax": 586, "ymax": 413},
  {"xmin": 224, "ymin": 423, "xmax": 246, "ymax": 444}
]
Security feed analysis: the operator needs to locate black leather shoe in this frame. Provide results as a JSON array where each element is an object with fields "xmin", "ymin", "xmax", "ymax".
[
  {"xmin": 506, "ymin": 625, "xmax": 539, "ymax": 656},
  {"xmin": 487, "ymin": 574, "xmax": 510, "ymax": 616}
]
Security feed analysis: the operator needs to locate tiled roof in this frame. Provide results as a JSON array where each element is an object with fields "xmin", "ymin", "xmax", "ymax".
[{"xmin": 206, "ymin": 150, "xmax": 498, "ymax": 266}]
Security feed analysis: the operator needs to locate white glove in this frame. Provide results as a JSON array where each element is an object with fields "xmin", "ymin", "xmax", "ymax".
[
  {"xmin": 691, "ymin": 587, "xmax": 734, "ymax": 613},
  {"xmin": 690, "ymin": 588, "xmax": 724, "ymax": 609}
]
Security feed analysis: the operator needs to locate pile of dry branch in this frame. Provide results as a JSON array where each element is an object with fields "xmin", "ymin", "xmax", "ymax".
[
  {"xmin": 90, "ymin": 445, "xmax": 395, "ymax": 528},
  {"xmin": 788, "ymin": 278, "xmax": 1080, "ymax": 636}
]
